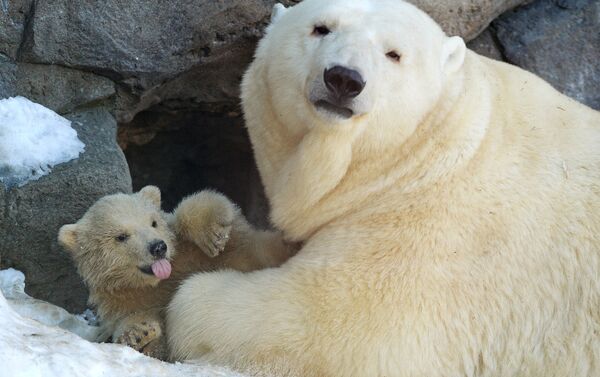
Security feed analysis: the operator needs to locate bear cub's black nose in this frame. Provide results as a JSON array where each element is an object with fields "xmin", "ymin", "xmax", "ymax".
[
  {"xmin": 324, "ymin": 66, "xmax": 365, "ymax": 101},
  {"xmin": 149, "ymin": 240, "xmax": 167, "ymax": 258}
]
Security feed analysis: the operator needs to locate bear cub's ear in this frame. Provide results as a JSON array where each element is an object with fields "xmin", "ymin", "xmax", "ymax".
[
  {"xmin": 271, "ymin": 3, "xmax": 287, "ymax": 23},
  {"xmin": 58, "ymin": 224, "xmax": 79, "ymax": 252},
  {"xmin": 139, "ymin": 185, "xmax": 161, "ymax": 209},
  {"xmin": 441, "ymin": 36, "xmax": 466, "ymax": 75}
]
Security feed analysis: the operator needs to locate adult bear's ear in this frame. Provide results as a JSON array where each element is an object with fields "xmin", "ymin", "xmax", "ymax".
[
  {"xmin": 441, "ymin": 36, "xmax": 466, "ymax": 75},
  {"xmin": 58, "ymin": 224, "xmax": 79, "ymax": 253},
  {"xmin": 139, "ymin": 185, "xmax": 161, "ymax": 209},
  {"xmin": 271, "ymin": 3, "xmax": 288, "ymax": 24}
]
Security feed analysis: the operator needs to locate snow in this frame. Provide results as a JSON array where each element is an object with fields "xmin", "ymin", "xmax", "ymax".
[
  {"xmin": 0, "ymin": 269, "xmax": 247, "ymax": 377},
  {"xmin": 0, "ymin": 96, "xmax": 85, "ymax": 188},
  {"xmin": 0, "ymin": 268, "xmax": 100, "ymax": 341}
]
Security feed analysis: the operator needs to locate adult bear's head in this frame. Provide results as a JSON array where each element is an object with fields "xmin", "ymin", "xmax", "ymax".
[{"xmin": 244, "ymin": 0, "xmax": 466, "ymax": 141}]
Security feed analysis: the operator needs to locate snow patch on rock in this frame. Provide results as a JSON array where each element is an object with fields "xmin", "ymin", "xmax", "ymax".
[{"xmin": 0, "ymin": 96, "xmax": 85, "ymax": 188}]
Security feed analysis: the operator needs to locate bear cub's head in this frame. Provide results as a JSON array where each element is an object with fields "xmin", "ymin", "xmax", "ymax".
[{"xmin": 58, "ymin": 186, "xmax": 175, "ymax": 291}]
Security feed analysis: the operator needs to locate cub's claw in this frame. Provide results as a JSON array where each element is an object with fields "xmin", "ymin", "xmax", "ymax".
[
  {"xmin": 202, "ymin": 222, "xmax": 232, "ymax": 257},
  {"xmin": 115, "ymin": 321, "xmax": 161, "ymax": 352}
]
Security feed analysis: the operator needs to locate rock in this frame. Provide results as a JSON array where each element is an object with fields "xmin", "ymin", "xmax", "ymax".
[
  {"xmin": 17, "ymin": 0, "xmax": 529, "ymax": 122},
  {"xmin": 408, "ymin": 0, "xmax": 531, "ymax": 40},
  {"xmin": 493, "ymin": 0, "xmax": 599, "ymax": 110},
  {"xmin": 0, "ymin": 53, "xmax": 17, "ymax": 96},
  {"xmin": 18, "ymin": 0, "xmax": 300, "ymax": 122},
  {"xmin": 0, "ymin": 60, "xmax": 115, "ymax": 113},
  {"xmin": 113, "ymin": 37, "xmax": 257, "ymax": 122},
  {"xmin": 0, "ymin": 108, "xmax": 132, "ymax": 312},
  {"xmin": 467, "ymin": 28, "xmax": 504, "ymax": 61},
  {"xmin": 0, "ymin": 0, "xmax": 32, "ymax": 59}
]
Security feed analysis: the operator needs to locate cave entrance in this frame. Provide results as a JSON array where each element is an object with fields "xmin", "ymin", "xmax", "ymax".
[{"xmin": 118, "ymin": 110, "xmax": 270, "ymax": 229}]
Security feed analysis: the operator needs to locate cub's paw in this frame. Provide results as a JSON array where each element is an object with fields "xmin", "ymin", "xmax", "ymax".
[
  {"xmin": 174, "ymin": 190, "xmax": 236, "ymax": 257},
  {"xmin": 115, "ymin": 321, "xmax": 161, "ymax": 352},
  {"xmin": 201, "ymin": 220, "xmax": 232, "ymax": 258}
]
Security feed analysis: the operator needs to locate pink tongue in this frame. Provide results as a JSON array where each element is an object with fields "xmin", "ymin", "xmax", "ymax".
[{"xmin": 151, "ymin": 259, "xmax": 172, "ymax": 280}]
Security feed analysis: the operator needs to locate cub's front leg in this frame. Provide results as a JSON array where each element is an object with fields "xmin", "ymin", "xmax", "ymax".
[
  {"xmin": 173, "ymin": 190, "xmax": 299, "ymax": 270},
  {"xmin": 172, "ymin": 190, "xmax": 236, "ymax": 257}
]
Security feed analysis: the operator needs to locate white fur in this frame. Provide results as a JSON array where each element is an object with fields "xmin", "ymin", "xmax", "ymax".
[{"xmin": 167, "ymin": 0, "xmax": 600, "ymax": 376}]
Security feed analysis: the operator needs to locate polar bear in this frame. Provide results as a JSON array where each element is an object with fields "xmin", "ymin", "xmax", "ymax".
[
  {"xmin": 167, "ymin": 0, "xmax": 600, "ymax": 376},
  {"xmin": 58, "ymin": 186, "xmax": 295, "ymax": 359}
]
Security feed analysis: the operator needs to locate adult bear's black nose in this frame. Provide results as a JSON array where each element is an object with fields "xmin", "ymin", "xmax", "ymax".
[
  {"xmin": 324, "ymin": 66, "xmax": 365, "ymax": 100},
  {"xmin": 149, "ymin": 240, "xmax": 167, "ymax": 258}
]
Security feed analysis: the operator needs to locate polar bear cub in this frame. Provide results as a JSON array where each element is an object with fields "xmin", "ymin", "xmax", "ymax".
[{"xmin": 59, "ymin": 186, "xmax": 295, "ymax": 359}]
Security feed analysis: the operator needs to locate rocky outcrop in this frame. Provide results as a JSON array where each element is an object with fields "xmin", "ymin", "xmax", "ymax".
[
  {"xmin": 493, "ymin": 0, "xmax": 599, "ymax": 110},
  {"xmin": 0, "ymin": 108, "xmax": 131, "ymax": 312},
  {"xmin": 467, "ymin": 29, "xmax": 504, "ymax": 61},
  {"xmin": 409, "ymin": 0, "xmax": 531, "ymax": 40},
  {"xmin": 0, "ymin": 0, "xmax": 32, "ymax": 59},
  {"xmin": 0, "ymin": 61, "xmax": 114, "ymax": 114},
  {"xmin": 17, "ymin": 0, "xmax": 300, "ymax": 122},
  {"xmin": 467, "ymin": 0, "xmax": 599, "ymax": 111}
]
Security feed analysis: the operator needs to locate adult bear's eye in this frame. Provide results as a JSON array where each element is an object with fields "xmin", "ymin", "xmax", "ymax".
[
  {"xmin": 312, "ymin": 25, "xmax": 330, "ymax": 36},
  {"xmin": 116, "ymin": 233, "xmax": 129, "ymax": 242},
  {"xmin": 151, "ymin": 220, "xmax": 157, "ymax": 228},
  {"xmin": 386, "ymin": 51, "xmax": 401, "ymax": 62}
]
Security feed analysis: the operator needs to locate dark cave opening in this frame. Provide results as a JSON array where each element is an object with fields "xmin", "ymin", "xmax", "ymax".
[{"xmin": 119, "ymin": 110, "xmax": 271, "ymax": 229}]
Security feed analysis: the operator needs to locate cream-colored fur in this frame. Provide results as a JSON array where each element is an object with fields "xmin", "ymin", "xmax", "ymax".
[
  {"xmin": 58, "ymin": 186, "xmax": 295, "ymax": 359},
  {"xmin": 167, "ymin": 0, "xmax": 600, "ymax": 375}
]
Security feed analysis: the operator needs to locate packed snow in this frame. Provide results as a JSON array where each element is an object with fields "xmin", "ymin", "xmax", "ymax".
[
  {"xmin": 0, "ymin": 96, "xmax": 85, "ymax": 188},
  {"xmin": 0, "ymin": 268, "xmax": 100, "ymax": 341},
  {"xmin": 0, "ymin": 269, "xmax": 247, "ymax": 377}
]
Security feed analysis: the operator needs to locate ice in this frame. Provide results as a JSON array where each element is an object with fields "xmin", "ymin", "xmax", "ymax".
[
  {"xmin": 0, "ymin": 268, "xmax": 248, "ymax": 377},
  {"xmin": 0, "ymin": 96, "xmax": 85, "ymax": 188}
]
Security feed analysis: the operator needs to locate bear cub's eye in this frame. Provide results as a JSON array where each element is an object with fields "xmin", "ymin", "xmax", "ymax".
[
  {"xmin": 116, "ymin": 233, "xmax": 129, "ymax": 242},
  {"xmin": 151, "ymin": 220, "xmax": 157, "ymax": 228},
  {"xmin": 312, "ymin": 25, "xmax": 330, "ymax": 36},
  {"xmin": 386, "ymin": 51, "xmax": 401, "ymax": 62}
]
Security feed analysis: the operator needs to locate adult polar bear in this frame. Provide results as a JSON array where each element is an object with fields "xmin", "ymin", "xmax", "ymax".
[{"xmin": 167, "ymin": 0, "xmax": 600, "ymax": 375}]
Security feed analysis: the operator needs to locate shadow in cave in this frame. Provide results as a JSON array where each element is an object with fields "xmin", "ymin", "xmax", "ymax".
[{"xmin": 120, "ymin": 110, "xmax": 271, "ymax": 229}]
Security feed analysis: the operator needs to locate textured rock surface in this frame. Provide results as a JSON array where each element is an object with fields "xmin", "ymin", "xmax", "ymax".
[
  {"xmin": 0, "ymin": 61, "xmax": 114, "ymax": 113},
  {"xmin": 467, "ymin": 28, "xmax": 504, "ymax": 61},
  {"xmin": 409, "ymin": 0, "xmax": 530, "ymax": 40},
  {"xmin": 493, "ymin": 0, "xmax": 599, "ymax": 110},
  {"xmin": 0, "ymin": 108, "xmax": 132, "ymax": 312},
  {"xmin": 0, "ymin": 0, "xmax": 32, "ymax": 59},
  {"xmin": 18, "ymin": 0, "xmax": 299, "ymax": 122}
]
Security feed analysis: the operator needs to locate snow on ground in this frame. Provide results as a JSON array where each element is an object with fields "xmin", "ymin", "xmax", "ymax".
[
  {"xmin": 0, "ymin": 268, "xmax": 100, "ymax": 341},
  {"xmin": 0, "ymin": 269, "xmax": 247, "ymax": 377},
  {"xmin": 0, "ymin": 96, "xmax": 85, "ymax": 188}
]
